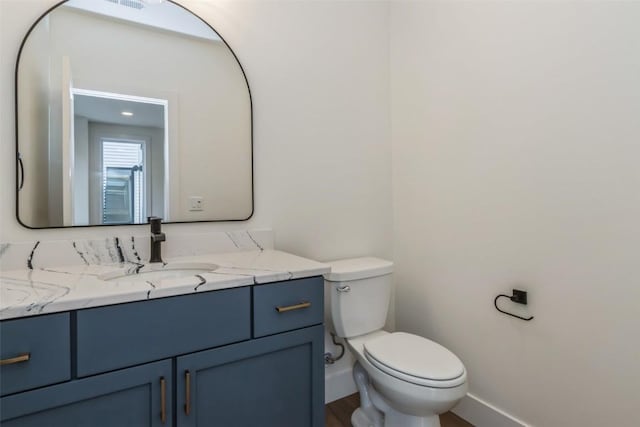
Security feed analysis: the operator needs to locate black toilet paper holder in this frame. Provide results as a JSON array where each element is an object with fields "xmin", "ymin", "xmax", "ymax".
[{"xmin": 494, "ymin": 289, "xmax": 534, "ymax": 321}]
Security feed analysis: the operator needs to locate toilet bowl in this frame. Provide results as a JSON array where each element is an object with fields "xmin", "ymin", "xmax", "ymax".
[
  {"xmin": 324, "ymin": 258, "xmax": 468, "ymax": 427},
  {"xmin": 348, "ymin": 330, "xmax": 467, "ymax": 426}
]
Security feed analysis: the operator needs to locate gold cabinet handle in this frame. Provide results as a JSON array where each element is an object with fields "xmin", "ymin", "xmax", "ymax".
[
  {"xmin": 184, "ymin": 370, "xmax": 191, "ymax": 416},
  {"xmin": 275, "ymin": 301, "xmax": 311, "ymax": 313},
  {"xmin": 160, "ymin": 377, "xmax": 166, "ymax": 424},
  {"xmin": 0, "ymin": 353, "xmax": 30, "ymax": 366}
]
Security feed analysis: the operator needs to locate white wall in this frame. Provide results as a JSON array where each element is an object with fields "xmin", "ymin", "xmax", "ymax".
[
  {"xmin": 199, "ymin": 0, "xmax": 393, "ymax": 260},
  {"xmin": 391, "ymin": 1, "xmax": 640, "ymax": 426},
  {"xmin": 1, "ymin": 0, "xmax": 392, "ymax": 255}
]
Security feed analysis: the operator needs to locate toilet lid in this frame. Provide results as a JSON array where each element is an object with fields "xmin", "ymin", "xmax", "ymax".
[{"xmin": 364, "ymin": 332, "xmax": 466, "ymax": 387}]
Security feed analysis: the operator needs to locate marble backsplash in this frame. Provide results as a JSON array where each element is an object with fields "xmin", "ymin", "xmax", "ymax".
[{"xmin": 0, "ymin": 229, "xmax": 273, "ymax": 272}]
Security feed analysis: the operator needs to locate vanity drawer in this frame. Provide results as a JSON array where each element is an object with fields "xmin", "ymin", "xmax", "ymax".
[
  {"xmin": 0, "ymin": 313, "xmax": 70, "ymax": 396},
  {"xmin": 253, "ymin": 276, "xmax": 323, "ymax": 338},
  {"xmin": 76, "ymin": 287, "xmax": 251, "ymax": 377}
]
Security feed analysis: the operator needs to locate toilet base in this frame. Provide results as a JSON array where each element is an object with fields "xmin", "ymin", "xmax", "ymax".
[
  {"xmin": 383, "ymin": 412, "xmax": 441, "ymax": 427},
  {"xmin": 352, "ymin": 361, "xmax": 443, "ymax": 427},
  {"xmin": 352, "ymin": 361, "xmax": 384, "ymax": 427},
  {"xmin": 351, "ymin": 408, "xmax": 378, "ymax": 427},
  {"xmin": 352, "ymin": 407, "xmax": 441, "ymax": 427}
]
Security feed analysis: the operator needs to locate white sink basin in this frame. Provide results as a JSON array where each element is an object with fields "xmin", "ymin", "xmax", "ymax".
[{"xmin": 99, "ymin": 262, "xmax": 218, "ymax": 282}]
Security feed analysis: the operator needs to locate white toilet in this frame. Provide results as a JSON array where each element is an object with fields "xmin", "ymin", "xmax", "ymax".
[{"xmin": 324, "ymin": 257, "xmax": 468, "ymax": 427}]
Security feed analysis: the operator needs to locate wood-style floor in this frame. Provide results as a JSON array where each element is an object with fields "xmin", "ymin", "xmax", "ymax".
[{"xmin": 325, "ymin": 393, "xmax": 474, "ymax": 427}]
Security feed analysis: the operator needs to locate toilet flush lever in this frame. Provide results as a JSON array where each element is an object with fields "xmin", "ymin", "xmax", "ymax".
[{"xmin": 336, "ymin": 285, "xmax": 351, "ymax": 293}]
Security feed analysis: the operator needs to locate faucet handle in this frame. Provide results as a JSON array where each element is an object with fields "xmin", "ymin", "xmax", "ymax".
[{"xmin": 151, "ymin": 233, "xmax": 166, "ymax": 243}]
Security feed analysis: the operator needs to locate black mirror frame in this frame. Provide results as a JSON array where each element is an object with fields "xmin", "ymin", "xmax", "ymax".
[{"xmin": 15, "ymin": 0, "xmax": 254, "ymax": 229}]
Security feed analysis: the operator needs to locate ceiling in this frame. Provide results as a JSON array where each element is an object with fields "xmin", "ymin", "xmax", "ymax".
[{"xmin": 74, "ymin": 94, "xmax": 165, "ymax": 128}]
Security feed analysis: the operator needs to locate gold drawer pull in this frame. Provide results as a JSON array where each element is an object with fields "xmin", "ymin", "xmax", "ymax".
[
  {"xmin": 185, "ymin": 370, "xmax": 191, "ymax": 416},
  {"xmin": 0, "ymin": 353, "xmax": 30, "ymax": 366},
  {"xmin": 160, "ymin": 377, "xmax": 167, "ymax": 424},
  {"xmin": 275, "ymin": 301, "xmax": 311, "ymax": 313}
]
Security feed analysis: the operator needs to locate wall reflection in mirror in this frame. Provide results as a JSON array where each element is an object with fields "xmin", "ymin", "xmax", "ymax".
[{"xmin": 17, "ymin": 0, "xmax": 253, "ymax": 228}]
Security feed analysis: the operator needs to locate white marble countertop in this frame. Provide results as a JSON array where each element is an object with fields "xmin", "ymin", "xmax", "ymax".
[{"xmin": 0, "ymin": 250, "xmax": 330, "ymax": 321}]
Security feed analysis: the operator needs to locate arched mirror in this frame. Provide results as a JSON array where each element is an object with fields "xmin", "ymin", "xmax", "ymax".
[{"xmin": 16, "ymin": 0, "xmax": 253, "ymax": 228}]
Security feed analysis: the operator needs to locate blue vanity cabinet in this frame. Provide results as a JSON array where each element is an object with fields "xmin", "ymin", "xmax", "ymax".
[
  {"xmin": 0, "ymin": 276, "xmax": 324, "ymax": 426},
  {"xmin": 176, "ymin": 325, "xmax": 324, "ymax": 427},
  {"xmin": 0, "ymin": 359, "xmax": 172, "ymax": 426}
]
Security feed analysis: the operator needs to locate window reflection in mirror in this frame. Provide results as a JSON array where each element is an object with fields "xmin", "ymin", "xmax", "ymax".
[{"xmin": 101, "ymin": 145, "xmax": 144, "ymax": 225}]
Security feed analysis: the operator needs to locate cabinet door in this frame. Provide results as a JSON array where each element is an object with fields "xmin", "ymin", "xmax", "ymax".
[
  {"xmin": 177, "ymin": 325, "xmax": 324, "ymax": 427},
  {"xmin": 0, "ymin": 359, "xmax": 172, "ymax": 427}
]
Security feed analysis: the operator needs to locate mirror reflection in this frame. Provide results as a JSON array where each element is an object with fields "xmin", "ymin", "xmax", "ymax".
[
  {"xmin": 17, "ymin": 0, "xmax": 253, "ymax": 228},
  {"xmin": 73, "ymin": 91, "xmax": 167, "ymax": 225}
]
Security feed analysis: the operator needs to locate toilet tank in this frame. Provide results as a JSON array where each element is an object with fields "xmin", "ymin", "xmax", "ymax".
[{"xmin": 324, "ymin": 257, "xmax": 393, "ymax": 339}]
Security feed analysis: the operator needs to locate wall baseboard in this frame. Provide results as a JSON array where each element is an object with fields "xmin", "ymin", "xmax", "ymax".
[
  {"xmin": 452, "ymin": 393, "xmax": 529, "ymax": 427},
  {"xmin": 325, "ymin": 364, "xmax": 357, "ymax": 404}
]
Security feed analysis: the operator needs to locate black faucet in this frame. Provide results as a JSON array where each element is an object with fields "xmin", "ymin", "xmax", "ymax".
[{"xmin": 148, "ymin": 216, "xmax": 166, "ymax": 263}]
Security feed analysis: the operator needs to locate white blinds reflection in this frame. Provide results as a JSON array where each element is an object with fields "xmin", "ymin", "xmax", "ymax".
[{"xmin": 102, "ymin": 140, "xmax": 145, "ymax": 224}]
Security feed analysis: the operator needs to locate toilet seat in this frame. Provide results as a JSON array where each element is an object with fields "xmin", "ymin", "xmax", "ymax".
[{"xmin": 364, "ymin": 332, "xmax": 466, "ymax": 388}]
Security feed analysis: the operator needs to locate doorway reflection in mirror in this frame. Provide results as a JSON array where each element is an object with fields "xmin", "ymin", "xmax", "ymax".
[{"xmin": 71, "ymin": 90, "xmax": 167, "ymax": 226}]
